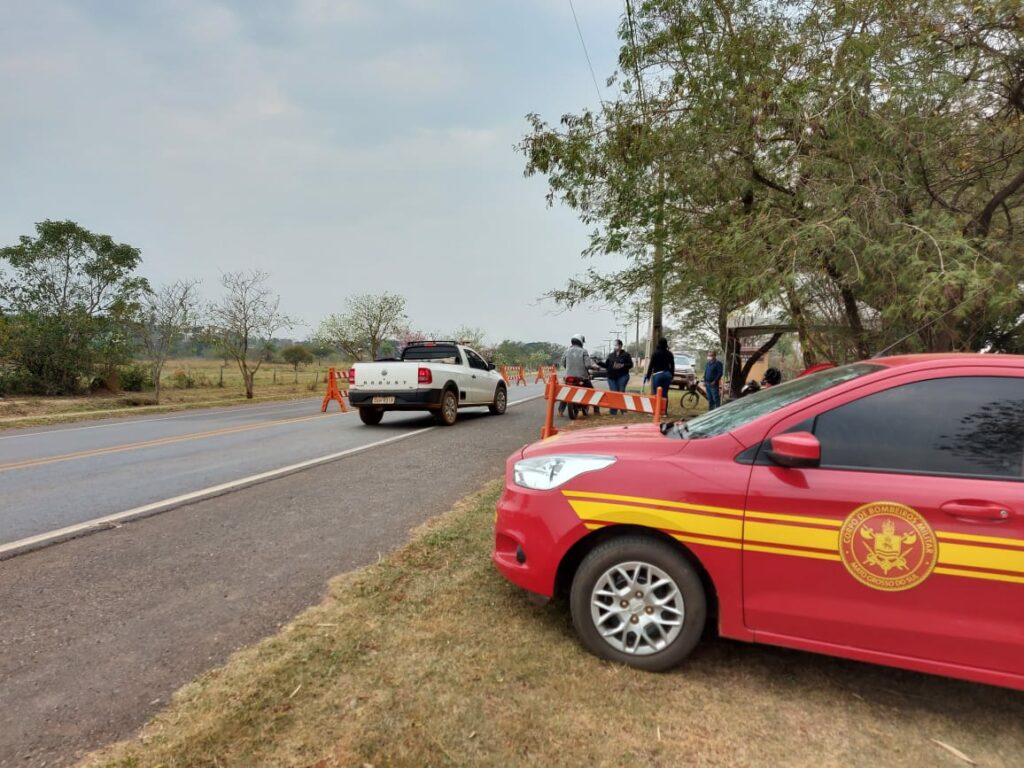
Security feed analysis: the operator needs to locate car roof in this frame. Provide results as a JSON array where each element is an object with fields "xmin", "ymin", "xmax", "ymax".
[{"xmin": 869, "ymin": 353, "xmax": 1024, "ymax": 369}]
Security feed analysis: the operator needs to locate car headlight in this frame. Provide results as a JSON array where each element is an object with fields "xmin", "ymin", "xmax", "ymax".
[{"xmin": 513, "ymin": 455, "xmax": 616, "ymax": 491}]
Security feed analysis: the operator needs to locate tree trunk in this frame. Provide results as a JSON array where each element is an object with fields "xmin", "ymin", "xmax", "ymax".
[
  {"xmin": 784, "ymin": 284, "xmax": 818, "ymax": 367},
  {"xmin": 739, "ymin": 333, "xmax": 783, "ymax": 384},
  {"xmin": 245, "ymin": 372, "xmax": 254, "ymax": 399},
  {"xmin": 821, "ymin": 252, "xmax": 869, "ymax": 358},
  {"xmin": 152, "ymin": 364, "xmax": 162, "ymax": 404}
]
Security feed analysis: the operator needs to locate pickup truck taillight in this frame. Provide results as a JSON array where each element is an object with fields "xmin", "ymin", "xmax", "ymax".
[
  {"xmin": 347, "ymin": 368, "xmax": 356, "ymax": 385},
  {"xmin": 418, "ymin": 367, "xmax": 432, "ymax": 385}
]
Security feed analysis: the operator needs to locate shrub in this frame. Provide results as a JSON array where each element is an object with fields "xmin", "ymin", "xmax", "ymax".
[{"xmin": 120, "ymin": 365, "xmax": 151, "ymax": 392}]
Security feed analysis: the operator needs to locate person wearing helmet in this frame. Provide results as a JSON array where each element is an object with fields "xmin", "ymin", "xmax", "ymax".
[{"xmin": 558, "ymin": 334, "xmax": 597, "ymax": 417}]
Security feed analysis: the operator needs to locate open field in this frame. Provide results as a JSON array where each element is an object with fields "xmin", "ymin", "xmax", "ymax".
[
  {"xmin": 0, "ymin": 358, "xmax": 344, "ymax": 429},
  {"xmin": 82, "ymin": 417, "xmax": 1022, "ymax": 768}
]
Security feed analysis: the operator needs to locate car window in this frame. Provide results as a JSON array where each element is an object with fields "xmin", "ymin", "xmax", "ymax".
[
  {"xmin": 402, "ymin": 344, "xmax": 461, "ymax": 364},
  {"xmin": 673, "ymin": 363, "xmax": 883, "ymax": 439},
  {"xmin": 466, "ymin": 350, "xmax": 489, "ymax": 371},
  {"xmin": 813, "ymin": 376, "xmax": 1024, "ymax": 479}
]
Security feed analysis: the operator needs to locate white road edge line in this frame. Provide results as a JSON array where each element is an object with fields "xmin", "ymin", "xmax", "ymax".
[{"xmin": 0, "ymin": 392, "xmax": 546, "ymax": 559}]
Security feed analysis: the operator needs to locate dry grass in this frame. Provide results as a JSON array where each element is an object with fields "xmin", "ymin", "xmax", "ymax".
[
  {"xmin": 82, "ymin": 462, "xmax": 1023, "ymax": 767},
  {"xmin": 0, "ymin": 359, "xmax": 339, "ymax": 429}
]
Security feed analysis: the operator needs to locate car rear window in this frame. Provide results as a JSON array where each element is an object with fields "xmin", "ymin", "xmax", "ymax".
[{"xmin": 402, "ymin": 345, "xmax": 461, "ymax": 364}]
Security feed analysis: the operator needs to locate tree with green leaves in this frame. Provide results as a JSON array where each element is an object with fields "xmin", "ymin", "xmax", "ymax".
[
  {"xmin": 209, "ymin": 270, "xmax": 293, "ymax": 399},
  {"xmin": 522, "ymin": 0, "xmax": 1024, "ymax": 381},
  {"xmin": 0, "ymin": 220, "xmax": 149, "ymax": 394},
  {"xmin": 282, "ymin": 344, "xmax": 314, "ymax": 371}
]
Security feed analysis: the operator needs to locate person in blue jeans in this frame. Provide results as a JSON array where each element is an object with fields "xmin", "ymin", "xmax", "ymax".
[
  {"xmin": 600, "ymin": 339, "xmax": 633, "ymax": 414},
  {"xmin": 704, "ymin": 349, "xmax": 723, "ymax": 410},
  {"xmin": 645, "ymin": 337, "xmax": 675, "ymax": 405}
]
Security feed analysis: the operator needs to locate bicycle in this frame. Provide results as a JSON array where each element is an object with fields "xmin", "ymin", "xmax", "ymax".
[{"xmin": 680, "ymin": 380, "xmax": 707, "ymax": 410}]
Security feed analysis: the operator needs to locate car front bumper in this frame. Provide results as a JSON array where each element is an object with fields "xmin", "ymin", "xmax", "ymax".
[{"xmin": 492, "ymin": 465, "xmax": 589, "ymax": 599}]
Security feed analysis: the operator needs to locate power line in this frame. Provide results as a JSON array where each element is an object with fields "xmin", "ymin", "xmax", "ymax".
[{"xmin": 568, "ymin": 0, "xmax": 604, "ymax": 107}]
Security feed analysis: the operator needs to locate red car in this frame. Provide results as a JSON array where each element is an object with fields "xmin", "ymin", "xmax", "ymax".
[{"xmin": 493, "ymin": 354, "xmax": 1024, "ymax": 689}]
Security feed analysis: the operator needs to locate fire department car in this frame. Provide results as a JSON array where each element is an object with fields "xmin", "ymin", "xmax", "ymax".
[{"xmin": 493, "ymin": 354, "xmax": 1024, "ymax": 689}]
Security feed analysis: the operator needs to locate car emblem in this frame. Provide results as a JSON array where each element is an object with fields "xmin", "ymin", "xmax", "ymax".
[
  {"xmin": 381, "ymin": 369, "xmax": 388, "ymax": 377},
  {"xmin": 838, "ymin": 502, "xmax": 938, "ymax": 592}
]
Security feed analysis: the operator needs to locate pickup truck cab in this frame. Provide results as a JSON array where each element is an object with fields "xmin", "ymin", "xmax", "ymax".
[{"xmin": 347, "ymin": 341, "xmax": 507, "ymax": 426}]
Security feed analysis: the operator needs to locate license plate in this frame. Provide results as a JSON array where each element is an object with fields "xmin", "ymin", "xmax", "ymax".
[{"xmin": 372, "ymin": 396, "xmax": 395, "ymax": 405}]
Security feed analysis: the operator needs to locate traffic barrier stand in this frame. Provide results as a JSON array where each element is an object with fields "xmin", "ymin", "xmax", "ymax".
[
  {"xmin": 321, "ymin": 367, "xmax": 349, "ymax": 412},
  {"xmin": 540, "ymin": 374, "xmax": 663, "ymax": 439},
  {"xmin": 534, "ymin": 365, "xmax": 558, "ymax": 384},
  {"xmin": 509, "ymin": 364, "xmax": 527, "ymax": 386},
  {"xmin": 500, "ymin": 365, "xmax": 510, "ymax": 383}
]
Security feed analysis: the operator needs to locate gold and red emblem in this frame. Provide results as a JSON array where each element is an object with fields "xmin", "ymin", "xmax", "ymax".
[{"xmin": 838, "ymin": 502, "xmax": 938, "ymax": 592}]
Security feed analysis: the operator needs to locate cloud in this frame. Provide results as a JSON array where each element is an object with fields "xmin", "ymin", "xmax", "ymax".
[{"xmin": 362, "ymin": 44, "xmax": 466, "ymax": 96}]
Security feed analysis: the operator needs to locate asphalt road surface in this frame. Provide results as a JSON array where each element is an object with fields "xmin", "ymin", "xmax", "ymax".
[
  {"xmin": 0, "ymin": 387, "xmax": 548, "ymax": 766},
  {"xmin": 0, "ymin": 385, "xmax": 545, "ymax": 549}
]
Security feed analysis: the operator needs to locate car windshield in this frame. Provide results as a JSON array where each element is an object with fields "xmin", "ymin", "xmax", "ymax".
[
  {"xmin": 674, "ymin": 355, "xmax": 694, "ymax": 367},
  {"xmin": 666, "ymin": 362, "xmax": 883, "ymax": 439}
]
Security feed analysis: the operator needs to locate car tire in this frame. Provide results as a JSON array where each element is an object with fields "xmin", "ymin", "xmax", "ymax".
[
  {"xmin": 570, "ymin": 535, "xmax": 706, "ymax": 672},
  {"xmin": 358, "ymin": 407, "xmax": 384, "ymax": 425},
  {"xmin": 434, "ymin": 388, "xmax": 459, "ymax": 426},
  {"xmin": 489, "ymin": 384, "xmax": 507, "ymax": 415}
]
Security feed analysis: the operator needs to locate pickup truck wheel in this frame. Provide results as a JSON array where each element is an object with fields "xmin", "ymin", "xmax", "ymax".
[
  {"xmin": 358, "ymin": 408, "xmax": 384, "ymax": 425},
  {"xmin": 570, "ymin": 536, "xmax": 706, "ymax": 672},
  {"xmin": 434, "ymin": 389, "xmax": 458, "ymax": 426},
  {"xmin": 489, "ymin": 385, "xmax": 507, "ymax": 415}
]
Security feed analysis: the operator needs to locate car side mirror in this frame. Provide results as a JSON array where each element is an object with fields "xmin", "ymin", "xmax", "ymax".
[
  {"xmin": 766, "ymin": 432, "xmax": 820, "ymax": 468},
  {"xmin": 488, "ymin": 362, "xmax": 496, "ymax": 370}
]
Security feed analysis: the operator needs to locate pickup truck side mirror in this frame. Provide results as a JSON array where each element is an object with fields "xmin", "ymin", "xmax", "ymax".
[
  {"xmin": 766, "ymin": 432, "xmax": 820, "ymax": 468},
  {"xmin": 488, "ymin": 362, "xmax": 496, "ymax": 371}
]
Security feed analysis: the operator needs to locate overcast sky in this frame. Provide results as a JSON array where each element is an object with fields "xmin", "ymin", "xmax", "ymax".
[{"xmin": 1, "ymin": 0, "xmax": 641, "ymax": 350}]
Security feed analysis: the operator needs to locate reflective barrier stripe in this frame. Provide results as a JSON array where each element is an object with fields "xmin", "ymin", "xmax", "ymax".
[{"xmin": 540, "ymin": 375, "xmax": 664, "ymax": 439}]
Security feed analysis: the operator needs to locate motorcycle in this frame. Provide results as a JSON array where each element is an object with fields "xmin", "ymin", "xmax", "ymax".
[{"xmin": 564, "ymin": 375, "xmax": 600, "ymax": 419}]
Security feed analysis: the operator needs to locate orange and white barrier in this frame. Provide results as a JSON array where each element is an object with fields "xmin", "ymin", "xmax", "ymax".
[
  {"xmin": 321, "ymin": 367, "xmax": 349, "ymax": 412},
  {"xmin": 534, "ymin": 365, "xmax": 558, "ymax": 383},
  {"xmin": 508, "ymin": 364, "xmax": 527, "ymax": 386},
  {"xmin": 540, "ymin": 375, "xmax": 663, "ymax": 439}
]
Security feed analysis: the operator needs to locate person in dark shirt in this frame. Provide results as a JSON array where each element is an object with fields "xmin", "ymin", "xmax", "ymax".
[
  {"xmin": 601, "ymin": 339, "xmax": 633, "ymax": 415},
  {"xmin": 704, "ymin": 349, "xmax": 724, "ymax": 410},
  {"xmin": 645, "ymin": 337, "xmax": 674, "ymax": 402}
]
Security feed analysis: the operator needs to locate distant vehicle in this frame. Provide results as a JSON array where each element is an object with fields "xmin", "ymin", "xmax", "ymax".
[
  {"xmin": 671, "ymin": 351, "xmax": 696, "ymax": 389},
  {"xmin": 347, "ymin": 341, "xmax": 506, "ymax": 426}
]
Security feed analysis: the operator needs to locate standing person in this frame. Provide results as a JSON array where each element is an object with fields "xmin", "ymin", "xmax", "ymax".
[
  {"xmin": 601, "ymin": 339, "xmax": 633, "ymax": 415},
  {"xmin": 558, "ymin": 334, "xmax": 596, "ymax": 417},
  {"xmin": 704, "ymin": 349, "xmax": 724, "ymax": 410},
  {"xmin": 644, "ymin": 337, "xmax": 674, "ymax": 404}
]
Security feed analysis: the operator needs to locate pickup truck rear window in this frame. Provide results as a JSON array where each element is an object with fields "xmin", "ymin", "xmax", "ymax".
[{"xmin": 402, "ymin": 345, "xmax": 461, "ymax": 364}]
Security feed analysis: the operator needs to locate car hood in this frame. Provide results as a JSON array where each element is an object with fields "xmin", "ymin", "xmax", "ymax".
[{"xmin": 522, "ymin": 423, "xmax": 687, "ymax": 459}]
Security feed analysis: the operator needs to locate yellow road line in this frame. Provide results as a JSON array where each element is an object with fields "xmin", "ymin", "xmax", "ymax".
[{"xmin": 0, "ymin": 412, "xmax": 341, "ymax": 473}]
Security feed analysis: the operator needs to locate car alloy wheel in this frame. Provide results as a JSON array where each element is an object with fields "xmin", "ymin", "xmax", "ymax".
[
  {"xmin": 570, "ymin": 535, "xmax": 705, "ymax": 671},
  {"xmin": 589, "ymin": 561, "xmax": 684, "ymax": 655},
  {"xmin": 490, "ymin": 385, "xmax": 507, "ymax": 415}
]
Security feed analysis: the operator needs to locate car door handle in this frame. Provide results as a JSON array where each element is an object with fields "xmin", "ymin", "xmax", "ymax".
[{"xmin": 940, "ymin": 501, "xmax": 1013, "ymax": 522}]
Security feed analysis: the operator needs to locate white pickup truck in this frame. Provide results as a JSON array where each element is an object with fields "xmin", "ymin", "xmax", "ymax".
[{"xmin": 346, "ymin": 341, "xmax": 508, "ymax": 426}]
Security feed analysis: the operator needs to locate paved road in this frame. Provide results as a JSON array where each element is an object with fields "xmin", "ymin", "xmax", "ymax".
[
  {"xmin": 0, "ymin": 389, "xmax": 551, "ymax": 766},
  {"xmin": 0, "ymin": 385, "xmax": 546, "ymax": 548}
]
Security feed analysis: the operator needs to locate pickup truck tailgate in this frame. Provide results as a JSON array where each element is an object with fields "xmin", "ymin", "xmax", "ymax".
[{"xmin": 353, "ymin": 363, "xmax": 419, "ymax": 390}]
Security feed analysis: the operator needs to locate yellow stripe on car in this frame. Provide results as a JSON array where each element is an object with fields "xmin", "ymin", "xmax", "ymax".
[{"xmin": 565, "ymin": 490, "xmax": 1024, "ymax": 584}]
